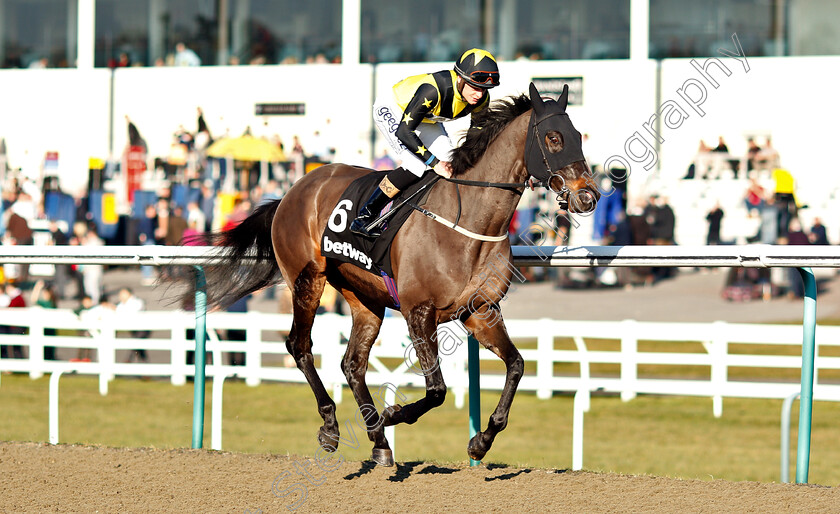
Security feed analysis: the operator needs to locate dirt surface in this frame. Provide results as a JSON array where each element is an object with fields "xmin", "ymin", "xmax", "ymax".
[
  {"xmin": 22, "ymin": 267, "xmax": 840, "ymax": 512},
  {"xmin": 1, "ymin": 442, "xmax": 838, "ymax": 513}
]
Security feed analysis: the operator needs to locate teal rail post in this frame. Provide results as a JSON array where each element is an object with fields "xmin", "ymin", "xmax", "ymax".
[
  {"xmin": 795, "ymin": 267, "xmax": 817, "ymax": 484},
  {"xmin": 192, "ymin": 266, "xmax": 208, "ymax": 449},
  {"xmin": 468, "ymin": 335, "xmax": 481, "ymax": 466}
]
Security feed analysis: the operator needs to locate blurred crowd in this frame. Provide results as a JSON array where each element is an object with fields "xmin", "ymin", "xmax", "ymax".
[
  {"xmin": 8, "ymin": 40, "xmax": 342, "ymax": 69},
  {"xmin": 0, "ymin": 115, "xmax": 836, "ymax": 330},
  {"xmin": 509, "ymin": 186, "xmax": 681, "ymax": 289},
  {"xmin": 506, "ymin": 132, "xmax": 834, "ymax": 301},
  {"xmin": 107, "ymin": 42, "xmax": 342, "ymax": 68},
  {"xmin": 684, "ymin": 135, "xmax": 780, "ymax": 180},
  {"xmin": 0, "ymin": 106, "xmax": 317, "ymax": 314}
]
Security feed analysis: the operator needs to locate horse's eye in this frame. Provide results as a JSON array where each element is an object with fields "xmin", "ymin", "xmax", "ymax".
[{"xmin": 545, "ymin": 131, "xmax": 563, "ymax": 150}]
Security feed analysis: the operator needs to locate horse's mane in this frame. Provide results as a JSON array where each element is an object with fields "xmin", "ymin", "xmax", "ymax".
[{"xmin": 450, "ymin": 94, "xmax": 532, "ymax": 176}]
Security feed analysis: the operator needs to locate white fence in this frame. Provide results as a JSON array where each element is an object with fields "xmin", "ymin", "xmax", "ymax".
[{"xmin": 3, "ymin": 307, "xmax": 840, "ymax": 459}]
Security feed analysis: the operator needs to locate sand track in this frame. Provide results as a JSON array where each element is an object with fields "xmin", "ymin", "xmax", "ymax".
[{"xmin": 1, "ymin": 442, "xmax": 838, "ymax": 513}]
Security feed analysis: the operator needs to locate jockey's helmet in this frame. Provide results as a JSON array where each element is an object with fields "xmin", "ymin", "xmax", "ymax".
[{"xmin": 454, "ymin": 49, "xmax": 500, "ymax": 89}]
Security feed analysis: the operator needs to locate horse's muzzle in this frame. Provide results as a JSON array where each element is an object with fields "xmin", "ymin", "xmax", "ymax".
[
  {"xmin": 569, "ymin": 188, "xmax": 599, "ymax": 214},
  {"xmin": 547, "ymin": 165, "xmax": 600, "ymax": 214}
]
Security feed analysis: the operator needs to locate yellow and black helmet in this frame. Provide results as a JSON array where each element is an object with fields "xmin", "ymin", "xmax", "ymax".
[{"xmin": 454, "ymin": 48, "xmax": 500, "ymax": 89}]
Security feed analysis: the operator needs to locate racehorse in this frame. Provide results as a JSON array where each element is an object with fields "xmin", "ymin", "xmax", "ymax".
[{"xmin": 186, "ymin": 83, "xmax": 600, "ymax": 466}]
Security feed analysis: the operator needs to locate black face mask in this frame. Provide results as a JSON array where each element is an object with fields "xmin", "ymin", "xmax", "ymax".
[{"xmin": 524, "ymin": 82, "xmax": 585, "ymax": 183}]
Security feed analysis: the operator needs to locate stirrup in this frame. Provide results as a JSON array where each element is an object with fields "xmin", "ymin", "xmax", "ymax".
[
  {"xmin": 350, "ymin": 215, "xmax": 382, "ymax": 238},
  {"xmin": 349, "ymin": 188, "xmax": 390, "ymax": 238}
]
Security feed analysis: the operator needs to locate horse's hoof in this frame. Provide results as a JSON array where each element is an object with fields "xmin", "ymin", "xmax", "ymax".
[
  {"xmin": 468, "ymin": 434, "xmax": 488, "ymax": 461},
  {"xmin": 467, "ymin": 448, "xmax": 486, "ymax": 461},
  {"xmin": 371, "ymin": 448, "xmax": 394, "ymax": 467},
  {"xmin": 318, "ymin": 428, "xmax": 338, "ymax": 452}
]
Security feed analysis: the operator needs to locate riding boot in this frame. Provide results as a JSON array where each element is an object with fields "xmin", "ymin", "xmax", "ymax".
[{"xmin": 350, "ymin": 187, "xmax": 393, "ymax": 238}]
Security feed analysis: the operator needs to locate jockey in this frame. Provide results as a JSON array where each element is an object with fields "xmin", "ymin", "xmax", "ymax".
[{"xmin": 350, "ymin": 48, "xmax": 500, "ymax": 238}]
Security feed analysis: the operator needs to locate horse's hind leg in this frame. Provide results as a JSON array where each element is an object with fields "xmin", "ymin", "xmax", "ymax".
[
  {"xmin": 285, "ymin": 263, "xmax": 339, "ymax": 450},
  {"xmin": 337, "ymin": 291, "xmax": 393, "ymax": 465},
  {"xmin": 462, "ymin": 312, "xmax": 524, "ymax": 461}
]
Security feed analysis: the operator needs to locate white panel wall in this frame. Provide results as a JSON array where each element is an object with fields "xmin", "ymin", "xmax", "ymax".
[
  {"xmin": 111, "ymin": 64, "xmax": 374, "ymax": 168},
  {"xmin": 658, "ymin": 54, "xmax": 840, "ymax": 202},
  {"xmin": 0, "ymin": 69, "xmax": 111, "ymax": 194}
]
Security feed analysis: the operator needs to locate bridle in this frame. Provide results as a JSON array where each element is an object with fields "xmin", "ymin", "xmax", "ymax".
[
  {"xmin": 524, "ymin": 113, "xmax": 574, "ymax": 205},
  {"xmin": 442, "ymin": 108, "xmax": 579, "ymax": 207},
  {"xmin": 402, "ymin": 87, "xmax": 593, "ymax": 240}
]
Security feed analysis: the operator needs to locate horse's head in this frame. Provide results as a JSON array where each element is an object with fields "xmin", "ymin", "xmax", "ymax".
[{"xmin": 525, "ymin": 82, "xmax": 600, "ymax": 213}]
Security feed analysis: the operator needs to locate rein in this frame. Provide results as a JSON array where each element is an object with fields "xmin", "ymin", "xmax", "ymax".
[
  {"xmin": 442, "ymin": 111, "xmax": 561, "ymax": 193},
  {"xmin": 443, "ymin": 176, "xmax": 532, "ymax": 192}
]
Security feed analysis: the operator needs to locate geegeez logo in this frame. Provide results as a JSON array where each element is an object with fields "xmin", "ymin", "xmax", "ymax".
[{"xmin": 377, "ymin": 107, "xmax": 400, "ymax": 134}]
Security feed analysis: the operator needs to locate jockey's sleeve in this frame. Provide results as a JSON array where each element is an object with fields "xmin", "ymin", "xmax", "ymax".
[{"xmin": 395, "ymin": 83, "xmax": 441, "ymax": 168}]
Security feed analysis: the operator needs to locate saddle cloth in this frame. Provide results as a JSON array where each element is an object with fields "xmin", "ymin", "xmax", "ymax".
[{"xmin": 320, "ymin": 170, "xmax": 437, "ymax": 277}]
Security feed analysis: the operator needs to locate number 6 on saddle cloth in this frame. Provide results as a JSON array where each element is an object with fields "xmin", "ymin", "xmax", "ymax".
[{"xmin": 320, "ymin": 170, "xmax": 440, "ymax": 307}]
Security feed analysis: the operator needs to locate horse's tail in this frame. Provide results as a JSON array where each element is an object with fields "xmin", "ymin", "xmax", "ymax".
[{"xmin": 179, "ymin": 198, "xmax": 283, "ymax": 310}]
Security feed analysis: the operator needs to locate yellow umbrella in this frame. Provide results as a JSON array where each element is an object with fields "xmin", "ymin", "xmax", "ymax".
[{"xmin": 206, "ymin": 135, "xmax": 285, "ymax": 162}]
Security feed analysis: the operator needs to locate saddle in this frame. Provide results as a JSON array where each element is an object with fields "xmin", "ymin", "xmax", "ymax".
[{"xmin": 320, "ymin": 170, "xmax": 437, "ymax": 278}]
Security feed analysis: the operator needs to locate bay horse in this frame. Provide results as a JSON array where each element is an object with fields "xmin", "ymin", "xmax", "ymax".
[{"xmin": 188, "ymin": 83, "xmax": 600, "ymax": 466}]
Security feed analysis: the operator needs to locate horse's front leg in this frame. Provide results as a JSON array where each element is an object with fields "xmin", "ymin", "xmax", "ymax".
[
  {"xmin": 381, "ymin": 301, "xmax": 447, "ymax": 426},
  {"xmin": 462, "ymin": 311, "xmax": 524, "ymax": 461}
]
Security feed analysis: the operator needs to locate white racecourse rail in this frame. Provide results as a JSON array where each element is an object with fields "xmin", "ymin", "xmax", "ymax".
[{"xmin": 2, "ymin": 244, "xmax": 840, "ymax": 470}]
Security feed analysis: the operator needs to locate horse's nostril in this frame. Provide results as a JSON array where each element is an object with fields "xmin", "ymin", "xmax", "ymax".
[{"xmin": 572, "ymin": 190, "xmax": 597, "ymax": 213}]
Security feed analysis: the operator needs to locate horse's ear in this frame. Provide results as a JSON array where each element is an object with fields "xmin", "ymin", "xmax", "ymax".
[
  {"xmin": 529, "ymin": 82, "xmax": 545, "ymax": 115},
  {"xmin": 558, "ymin": 84, "xmax": 569, "ymax": 112}
]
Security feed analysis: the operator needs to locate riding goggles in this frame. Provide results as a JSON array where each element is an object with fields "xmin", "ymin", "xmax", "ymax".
[{"xmin": 468, "ymin": 71, "xmax": 500, "ymax": 87}]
